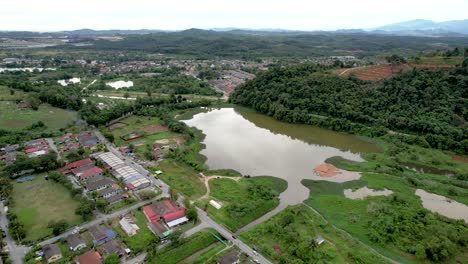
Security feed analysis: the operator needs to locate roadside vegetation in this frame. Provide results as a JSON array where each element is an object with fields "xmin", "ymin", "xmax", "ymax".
[
  {"xmin": 200, "ymin": 176, "xmax": 287, "ymax": 232},
  {"xmin": 241, "ymin": 205, "xmax": 391, "ymax": 264},
  {"xmin": 146, "ymin": 229, "xmax": 220, "ymax": 264}
]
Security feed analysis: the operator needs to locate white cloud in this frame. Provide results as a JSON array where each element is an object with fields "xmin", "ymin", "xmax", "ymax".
[{"xmin": 1, "ymin": 0, "xmax": 467, "ymax": 31}]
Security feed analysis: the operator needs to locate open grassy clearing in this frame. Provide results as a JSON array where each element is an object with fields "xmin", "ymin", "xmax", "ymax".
[
  {"xmin": 0, "ymin": 86, "xmax": 26, "ymax": 101},
  {"xmin": 158, "ymin": 160, "xmax": 207, "ymax": 199},
  {"xmin": 187, "ymin": 243, "xmax": 228, "ymax": 264},
  {"xmin": 0, "ymin": 102, "xmax": 77, "ymax": 131},
  {"xmin": 11, "ymin": 175, "xmax": 82, "ymax": 241},
  {"xmin": 109, "ymin": 115, "xmax": 179, "ymax": 150},
  {"xmin": 240, "ymin": 205, "xmax": 390, "ymax": 264},
  {"xmin": 408, "ymin": 56, "xmax": 464, "ymax": 65},
  {"xmin": 112, "ymin": 209, "xmax": 157, "ymax": 254},
  {"xmin": 203, "ymin": 176, "xmax": 287, "ymax": 232},
  {"xmin": 147, "ymin": 229, "xmax": 219, "ymax": 264}
]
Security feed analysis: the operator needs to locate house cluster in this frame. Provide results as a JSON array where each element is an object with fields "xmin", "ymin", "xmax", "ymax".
[
  {"xmin": 209, "ymin": 70, "xmax": 256, "ymax": 96},
  {"xmin": 39, "ymin": 224, "xmax": 128, "ymax": 264},
  {"xmin": 59, "ymin": 131, "xmax": 100, "ymax": 153},
  {"xmin": 143, "ymin": 200, "xmax": 188, "ymax": 239},
  {"xmin": 93, "ymin": 152, "xmax": 151, "ymax": 191},
  {"xmin": 0, "ymin": 144, "xmax": 18, "ymax": 165},
  {"xmin": 24, "ymin": 138, "xmax": 49, "ymax": 158},
  {"xmin": 61, "ymin": 158, "xmax": 127, "ymax": 206}
]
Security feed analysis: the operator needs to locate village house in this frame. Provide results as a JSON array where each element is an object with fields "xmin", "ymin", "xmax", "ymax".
[
  {"xmin": 66, "ymin": 233, "xmax": 87, "ymax": 252},
  {"xmin": 143, "ymin": 200, "xmax": 188, "ymax": 238},
  {"xmin": 73, "ymin": 166, "xmax": 103, "ymax": 181},
  {"xmin": 24, "ymin": 138, "xmax": 49, "ymax": 158},
  {"xmin": 88, "ymin": 225, "xmax": 116, "ymax": 247},
  {"xmin": 105, "ymin": 193, "xmax": 128, "ymax": 206},
  {"xmin": 75, "ymin": 250, "xmax": 102, "ymax": 264},
  {"xmin": 43, "ymin": 244, "xmax": 62, "ymax": 263},
  {"xmin": 85, "ymin": 178, "xmax": 114, "ymax": 192},
  {"xmin": 97, "ymin": 184, "xmax": 122, "ymax": 199},
  {"xmin": 77, "ymin": 131, "xmax": 100, "ymax": 148},
  {"xmin": 100, "ymin": 240, "xmax": 125, "ymax": 257},
  {"xmin": 61, "ymin": 158, "xmax": 94, "ymax": 175},
  {"xmin": 119, "ymin": 216, "xmax": 140, "ymax": 237}
]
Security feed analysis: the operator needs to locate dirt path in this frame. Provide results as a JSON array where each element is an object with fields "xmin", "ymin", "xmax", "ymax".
[{"xmin": 198, "ymin": 173, "xmax": 242, "ymax": 201}]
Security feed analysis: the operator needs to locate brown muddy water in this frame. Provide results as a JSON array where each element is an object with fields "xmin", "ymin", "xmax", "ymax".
[{"xmin": 184, "ymin": 108, "xmax": 379, "ymax": 205}]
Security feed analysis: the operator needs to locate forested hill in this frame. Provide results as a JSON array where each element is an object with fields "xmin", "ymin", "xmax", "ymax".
[{"xmin": 230, "ymin": 61, "xmax": 468, "ymax": 154}]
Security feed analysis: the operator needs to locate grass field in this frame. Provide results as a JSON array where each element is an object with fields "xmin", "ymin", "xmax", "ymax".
[
  {"xmin": 0, "ymin": 86, "xmax": 26, "ymax": 101},
  {"xmin": 112, "ymin": 210, "xmax": 157, "ymax": 254},
  {"xmin": 158, "ymin": 160, "xmax": 207, "ymax": 199},
  {"xmin": 240, "ymin": 205, "xmax": 390, "ymax": 264},
  {"xmin": 147, "ymin": 229, "xmax": 219, "ymax": 264},
  {"xmin": 109, "ymin": 115, "xmax": 179, "ymax": 150},
  {"xmin": 0, "ymin": 102, "xmax": 77, "ymax": 131},
  {"xmin": 205, "ymin": 176, "xmax": 287, "ymax": 231},
  {"xmin": 11, "ymin": 175, "xmax": 82, "ymax": 241}
]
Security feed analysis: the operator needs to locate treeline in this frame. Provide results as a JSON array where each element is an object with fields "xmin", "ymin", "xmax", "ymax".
[
  {"xmin": 230, "ymin": 62, "xmax": 468, "ymax": 154},
  {"xmin": 80, "ymin": 95, "xmax": 212, "ymax": 126},
  {"xmin": 72, "ymin": 30, "xmax": 468, "ymax": 59}
]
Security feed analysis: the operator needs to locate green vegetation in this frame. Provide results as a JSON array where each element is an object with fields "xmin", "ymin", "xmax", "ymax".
[
  {"xmin": 0, "ymin": 103, "xmax": 77, "ymax": 131},
  {"xmin": 204, "ymin": 176, "xmax": 287, "ymax": 231},
  {"xmin": 147, "ymin": 230, "xmax": 219, "ymax": 264},
  {"xmin": 10, "ymin": 175, "xmax": 82, "ymax": 242},
  {"xmin": 188, "ymin": 243, "xmax": 227, "ymax": 264},
  {"xmin": 241, "ymin": 205, "xmax": 390, "ymax": 264},
  {"xmin": 302, "ymin": 163, "xmax": 468, "ymax": 263},
  {"xmin": 204, "ymin": 169, "xmax": 242, "ymax": 177},
  {"xmin": 112, "ymin": 210, "xmax": 158, "ymax": 254},
  {"xmin": 231, "ymin": 63, "xmax": 468, "ymax": 154},
  {"xmin": 158, "ymin": 160, "xmax": 207, "ymax": 199},
  {"xmin": 0, "ymin": 86, "xmax": 26, "ymax": 101}
]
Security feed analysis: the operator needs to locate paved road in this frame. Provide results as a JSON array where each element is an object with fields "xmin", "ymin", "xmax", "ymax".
[
  {"xmin": 0, "ymin": 202, "xmax": 30, "ymax": 264},
  {"xmin": 196, "ymin": 208, "xmax": 271, "ymax": 264},
  {"xmin": 45, "ymin": 138, "xmax": 61, "ymax": 160},
  {"xmin": 237, "ymin": 202, "xmax": 287, "ymax": 234}
]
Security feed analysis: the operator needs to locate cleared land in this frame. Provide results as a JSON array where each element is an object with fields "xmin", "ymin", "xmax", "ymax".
[
  {"xmin": 11, "ymin": 175, "xmax": 82, "ymax": 241},
  {"xmin": 240, "ymin": 205, "xmax": 390, "ymax": 263},
  {"xmin": 203, "ymin": 176, "xmax": 287, "ymax": 231},
  {"xmin": 158, "ymin": 160, "xmax": 207, "ymax": 200},
  {"xmin": 0, "ymin": 102, "xmax": 77, "ymax": 131}
]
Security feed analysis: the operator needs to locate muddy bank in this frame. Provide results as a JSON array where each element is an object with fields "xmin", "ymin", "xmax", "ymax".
[
  {"xmin": 344, "ymin": 186, "xmax": 393, "ymax": 200},
  {"xmin": 400, "ymin": 162, "xmax": 454, "ymax": 176},
  {"xmin": 415, "ymin": 189, "xmax": 468, "ymax": 223}
]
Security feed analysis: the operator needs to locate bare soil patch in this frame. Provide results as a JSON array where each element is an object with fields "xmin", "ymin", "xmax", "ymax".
[
  {"xmin": 108, "ymin": 122, "xmax": 128, "ymax": 131},
  {"xmin": 139, "ymin": 124, "xmax": 169, "ymax": 134}
]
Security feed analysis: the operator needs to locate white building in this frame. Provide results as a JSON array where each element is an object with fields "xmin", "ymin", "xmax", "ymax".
[{"xmin": 119, "ymin": 216, "xmax": 140, "ymax": 237}]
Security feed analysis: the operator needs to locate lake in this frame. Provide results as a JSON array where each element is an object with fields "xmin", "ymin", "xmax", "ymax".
[{"xmin": 184, "ymin": 107, "xmax": 380, "ymax": 205}]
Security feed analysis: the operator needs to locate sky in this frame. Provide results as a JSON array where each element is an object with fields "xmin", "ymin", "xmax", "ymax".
[{"xmin": 1, "ymin": 0, "xmax": 468, "ymax": 31}]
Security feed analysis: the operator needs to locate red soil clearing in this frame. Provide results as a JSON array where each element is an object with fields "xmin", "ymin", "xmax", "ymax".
[
  {"xmin": 314, "ymin": 164, "xmax": 342, "ymax": 177},
  {"xmin": 139, "ymin": 124, "xmax": 169, "ymax": 134}
]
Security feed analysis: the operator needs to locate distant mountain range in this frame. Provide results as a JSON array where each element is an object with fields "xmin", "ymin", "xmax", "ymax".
[
  {"xmin": 1, "ymin": 19, "xmax": 468, "ymax": 37},
  {"xmin": 373, "ymin": 19, "xmax": 468, "ymax": 35}
]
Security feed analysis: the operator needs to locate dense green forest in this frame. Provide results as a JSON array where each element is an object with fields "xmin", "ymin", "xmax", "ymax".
[
  {"xmin": 230, "ymin": 61, "xmax": 468, "ymax": 154},
  {"xmin": 66, "ymin": 30, "xmax": 468, "ymax": 58}
]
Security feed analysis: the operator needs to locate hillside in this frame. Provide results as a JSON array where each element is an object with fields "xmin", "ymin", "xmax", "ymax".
[{"xmin": 230, "ymin": 61, "xmax": 468, "ymax": 154}]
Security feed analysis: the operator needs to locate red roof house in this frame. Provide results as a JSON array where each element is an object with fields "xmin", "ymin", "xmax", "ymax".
[
  {"xmin": 143, "ymin": 200, "xmax": 186, "ymax": 224},
  {"xmin": 62, "ymin": 158, "xmax": 93, "ymax": 174},
  {"xmin": 75, "ymin": 250, "xmax": 102, "ymax": 264},
  {"xmin": 73, "ymin": 166, "xmax": 103, "ymax": 181}
]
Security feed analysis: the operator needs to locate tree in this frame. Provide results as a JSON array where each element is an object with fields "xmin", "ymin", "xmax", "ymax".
[
  {"xmin": 103, "ymin": 253, "xmax": 120, "ymax": 264},
  {"xmin": 124, "ymin": 92, "xmax": 130, "ymax": 99},
  {"xmin": 48, "ymin": 219, "xmax": 69, "ymax": 236},
  {"xmin": 169, "ymin": 188, "xmax": 179, "ymax": 202},
  {"xmin": 186, "ymin": 207, "xmax": 197, "ymax": 221}
]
